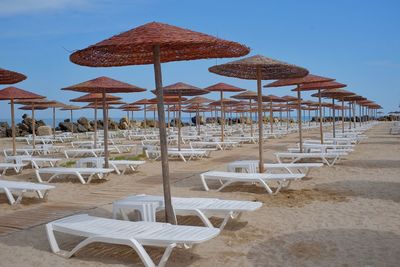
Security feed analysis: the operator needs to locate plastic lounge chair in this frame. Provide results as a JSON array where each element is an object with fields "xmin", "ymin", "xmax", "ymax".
[
  {"xmin": 35, "ymin": 167, "xmax": 114, "ymax": 184},
  {"xmin": 0, "ymin": 179, "xmax": 54, "ymax": 205},
  {"xmin": 46, "ymin": 214, "xmax": 220, "ymax": 267},
  {"xmin": 0, "ymin": 162, "xmax": 27, "ymax": 175},
  {"xmin": 200, "ymin": 171, "xmax": 304, "ymax": 194},
  {"xmin": 76, "ymin": 157, "xmax": 146, "ymax": 175},
  {"xmin": 274, "ymin": 152, "xmax": 347, "ymax": 166},
  {"xmin": 112, "ymin": 194, "xmax": 262, "ymax": 230}
]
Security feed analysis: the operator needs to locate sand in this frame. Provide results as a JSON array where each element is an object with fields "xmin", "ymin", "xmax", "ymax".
[{"xmin": 0, "ymin": 122, "xmax": 399, "ymax": 266}]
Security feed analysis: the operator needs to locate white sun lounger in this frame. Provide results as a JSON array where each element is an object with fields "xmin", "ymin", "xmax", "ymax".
[
  {"xmin": 200, "ymin": 171, "xmax": 304, "ymax": 194},
  {"xmin": 275, "ymin": 152, "xmax": 347, "ymax": 166},
  {"xmin": 35, "ymin": 167, "xmax": 114, "ymax": 184},
  {"xmin": 46, "ymin": 214, "xmax": 220, "ymax": 267},
  {"xmin": 0, "ymin": 162, "xmax": 27, "ymax": 175},
  {"xmin": 145, "ymin": 149, "xmax": 209, "ymax": 162},
  {"xmin": 76, "ymin": 157, "xmax": 146, "ymax": 175},
  {"xmin": 226, "ymin": 160, "xmax": 323, "ymax": 176},
  {"xmin": 0, "ymin": 179, "xmax": 54, "ymax": 205},
  {"xmin": 5, "ymin": 156, "xmax": 62, "ymax": 169},
  {"xmin": 63, "ymin": 148, "xmax": 106, "ymax": 159},
  {"xmin": 112, "ymin": 194, "xmax": 262, "ymax": 230}
]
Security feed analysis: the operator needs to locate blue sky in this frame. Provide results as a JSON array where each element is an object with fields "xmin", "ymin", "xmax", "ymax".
[{"xmin": 1, "ymin": 0, "xmax": 399, "ymax": 120}]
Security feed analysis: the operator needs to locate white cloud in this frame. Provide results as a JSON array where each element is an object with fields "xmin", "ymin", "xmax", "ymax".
[{"xmin": 0, "ymin": 0, "xmax": 91, "ymax": 16}]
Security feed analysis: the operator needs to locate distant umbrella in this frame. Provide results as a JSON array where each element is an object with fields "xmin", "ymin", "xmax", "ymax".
[
  {"xmin": 0, "ymin": 86, "xmax": 44, "ymax": 154},
  {"xmin": 209, "ymin": 55, "xmax": 308, "ymax": 172}
]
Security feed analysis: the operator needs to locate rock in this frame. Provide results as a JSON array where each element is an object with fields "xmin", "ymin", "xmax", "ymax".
[
  {"xmin": 191, "ymin": 115, "xmax": 205, "ymax": 125},
  {"xmin": 37, "ymin": 126, "xmax": 52, "ymax": 136},
  {"xmin": 119, "ymin": 118, "xmax": 129, "ymax": 130},
  {"xmin": 109, "ymin": 119, "xmax": 119, "ymax": 130},
  {"xmin": 77, "ymin": 117, "xmax": 92, "ymax": 131},
  {"xmin": 169, "ymin": 119, "xmax": 183, "ymax": 127},
  {"xmin": 59, "ymin": 122, "xmax": 77, "ymax": 133}
]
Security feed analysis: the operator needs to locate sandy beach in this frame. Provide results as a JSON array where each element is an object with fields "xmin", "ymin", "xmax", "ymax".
[{"xmin": 0, "ymin": 122, "xmax": 398, "ymax": 266}]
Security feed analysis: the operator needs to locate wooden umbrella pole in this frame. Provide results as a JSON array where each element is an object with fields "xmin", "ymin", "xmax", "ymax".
[
  {"xmin": 102, "ymin": 90, "xmax": 109, "ymax": 168},
  {"xmin": 249, "ymin": 99, "xmax": 253, "ymax": 137},
  {"xmin": 220, "ymin": 91, "xmax": 224, "ymax": 142},
  {"xmin": 53, "ymin": 107, "xmax": 56, "ymax": 139},
  {"xmin": 196, "ymin": 104, "xmax": 200, "ymax": 135},
  {"xmin": 348, "ymin": 102, "xmax": 352, "ymax": 129},
  {"xmin": 144, "ymin": 104, "xmax": 147, "ymax": 134},
  {"xmin": 32, "ymin": 104, "xmax": 36, "ymax": 149},
  {"xmin": 94, "ymin": 100, "xmax": 98, "ymax": 147},
  {"xmin": 279, "ymin": 110, "xmax": 282, "ymax": 127},
  {"xmin": 286, "ymin": 101, "xmax": 290, "ymax": 133},
  {"xmin": 178, "ymin": 93, "xmax": 182, "ymax": 151},
  {"xmin": 341, "ymin": 99, "xmax": 345, "ymax": 133},
  {"xmin": 308, "ymin": 109, "xmax": 311, "ymax": 126},
  {"xmin": 11, "ymin": 98, "xmax": 16, "ymax": 155},
  {"xmin": 353, "ymin": 102, "xmax": 356, "ymax": 128},
  {"xmin": 332, "ymin": 98, "xmax": 336, "ymax": 138},
  {"xmin": 153, "ymin": 45, "xmax": 176, "ymax": 224},
  {"xmin": 359, "ymin": 104, "xmax": 362, "ymax": 127},
  {"xmin": 70, "ymin": 110, "xmax": 73, "ymax": 133},
  {"xmin": 269, "ymin": 100, "xmax": 273, "ymax": 134},
  {"xmin": 256, "ymin": 68, "xmax": 264, "ymax": 173},
  {"xmin": 318, "ymin": 90, "xmax": 324, "ymax": 144},
  {"xmin": 167, "ymin": 104, "xmax": 170, "ymax": 130},
  {"xmin": 296, "ymin": 87, "xmax": 303, "ymax": 153}
]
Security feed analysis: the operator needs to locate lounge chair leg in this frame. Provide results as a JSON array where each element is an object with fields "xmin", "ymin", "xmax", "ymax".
[
  {"xmin": 200, "ymin": 175, "xmax": 210, "ymax": 191},
  {"xmin": 192, "ymin": 209, "xmax": 214, "ymax": 228},
  {"xmin": 3, "ymin": 188, "xmax": 16, "ymax": 205},
  {"xmin": 257, "ymin": 179, "xmax": 273, "ymax": 194},
  {"xmin": 35, "ymin": 170, "xmax": 44, "ymax": 183}
]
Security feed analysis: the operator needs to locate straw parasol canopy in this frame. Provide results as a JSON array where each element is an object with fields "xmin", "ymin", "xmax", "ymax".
[
  {"xmin": 209, "ymin": 55, "xmax": 308, "ymax": 173},
  {"xmin": 68, "ymin": 21, "xmax": 250, "ymax": 225},
  {"xmin": 0, "ymin": 86, "xmax": 45, "ymax": 154},
  {"xmin": 14, "ymin": 99, "xmax": 57, "ymax": 148},
  {"xmin": 71, "ymin": 93, "xmax": 122, "ymax": 146},
  {"xmin": 62, "ymin": 76, "xmax": 145, "ymax": 168},
  {"xmin": 156, "ymin": 82, "xmax": 208, "ymax": 149},
  {"xmin": 0, "ymin": 68, "xmax": 27, "ymax": 84},
  {"xmin": 315, "ymin": 89, "xmax": 355, "ymax": 135},
  {"xmin": 19, "ymin": 105, "xmax": 47, "ymax": 110},
  {"xmin": 231, "ymin": 90, "xmax": 259, "ymax": 136},
  {"xmin": 204, "ymin": 83, "xmax": 245, "ymax": 141},
  {"xmin": 265, "ymin": 75, "xmax": 335, "ymax": 147}
]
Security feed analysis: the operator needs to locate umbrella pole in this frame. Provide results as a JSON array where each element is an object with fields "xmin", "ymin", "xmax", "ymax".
[
  {"xmin": 353, "ymin": 102, "xmax": 356, "ymax": 128},
  {"xmin": 269, "ymin": 100, "xmax": 273, "ymax": 134},
  {"xmin": 332, "ymin": 98, "xmax": 336, "ymax": 138},
  {"xmin": 102, "ymin": 91, "xmax": 109, "ymax": 168},
  {"xmin": 144, "ymin": 104, "xmax": 148, "ymax": 134},
  {"xmin": 249, "ymin": 99, "xmax": 253, "ymax": 137},
  {"xmin": 318, "ymin": 90, "xmax": 323, "ymax": 144},
  {"xmin": 256, "ymin": 68, "xmax": 264, "ymax": 173},
  {"xmin": 296, "ymin": 87, "xmax": 303, "ymax": 152},
  {"xmin": 32, "ymin": 104, "xmax": 36, "ymax": 149},
  {"xmin": 153, "ymin": 45, "xmax": 176, "ymax": 224},
  {"xmin": 359, "ymin": 104, "xmax": 362, "ymax": 127},
  {"xmin": 220, "ymin": 91, "xmax": 224, "ymax": 142},
  {"xmin": 197, "ymin": 104, "xmax": 200, "ymax": 135},
  {"xmin": 167, "ymin": 104, "xmax": 170, "ymax": 131},
  {"xmin": 286, "ymin": 101, "xmax": 290, "ymax": 133},
  {"xmin": 178, "ymin": 93, "xmax": 182, "ymax": 151},
  {"xmin": 279, "ymin": 110, "xmax": 282, "ymax": 127},
  {"xmin": 341, "ymin": 100, "xmax": 345, "ymax": 133},
  {"xmin": 94, "ymin": 100, "xmax": 98, "ymax": 147},
  {"xmin": 348, "ymin": 102, "xmax": 352, "ymax": 130},
  {"xmin": 11, "ymin": 99, "xmax": 16, "ymax": 155},
  {"xmin": 308, "ymin": 109, "xmax": 311, "ymax": 126},
  {"xmin": 53, "ymin": 107, "xmax": 56, "ymax": 139}
]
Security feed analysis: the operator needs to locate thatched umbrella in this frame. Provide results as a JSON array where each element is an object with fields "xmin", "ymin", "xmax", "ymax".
[
  {"xmin": 21, "ymin": 101, "xmax": 66, "ymax": 138},
  {"xmin": 0, "ymin": 87, "xmax": 45, "ymax": 154},
  {"xmin": 0, "ymin": 68, "xmax": 26, "ymax": 84},
  {"xmin": 337, "ymin": 95, "xmax": 366, "ymax": 129},
  {"xmin": 149, "ymin": 95, "xmax": 188, "ymax": 131},
  {"xmin": 258, "ymin": 95, "xmax": 286, "ymax": 134},
  {"xmin": 281, "ymin": 95, "xmax": 298, "ymax": 131},
  {"xmin": 14, "ymin": 99, "xmax": 57, "ymax": 148},
  {"xmin": 209, "ymin": 55, "xmax": 308, "ymax": 172},
  {"xmin": 70, "ymin": 93, "xmax": 121, "ymax": 147},
  {"xmin": 158, "ymin": 82, "xmax": 208, "ymax": 150},
  {"xmin": 204, "ymin": 83, "xmax": 245, "ymax": 141},
  {"xmin": 68, "ymin": 21, "xmax": 249, "ymax": 224},
  {"xmin": 184, "ymin": 96, "xmax": 213, "ymax": 135},
  {"xmin": 71, "ymin": 93, "xmax": 122, "ymax": 147},
  {"xmin": 131, "ymin": 99, "xmax": 153, "ymax": 134},
  {"xmin": 62, "ymin": 76, "xmax": 145, "ymax": 168},
  {"xmin": 60, "ymin": 105, "xmax": 82, "ymax": 133},
  {"xmin": 314, "ymin": 89, "xmax": 354, "ymax": 137},
  {"xmin": 231, "ymin": 90, "xmax": 258, "ymax": 136},
  {"xmin": 265, "ymin": 75, "xmax": 334, "ymax": 149}
]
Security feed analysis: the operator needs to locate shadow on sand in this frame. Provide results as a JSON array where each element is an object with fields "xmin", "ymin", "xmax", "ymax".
[{"xmin": 247, "ymin": 229, "xmax": 400, "ymax": 267}]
